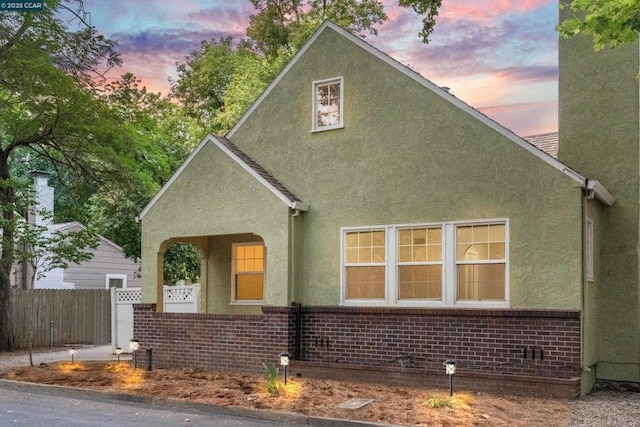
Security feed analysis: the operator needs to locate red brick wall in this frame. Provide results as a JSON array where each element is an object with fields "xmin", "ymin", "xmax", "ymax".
[
  {"xmin": 133, "ymin": 304, "xmax": 292, "ymax": 374},
  {"xmin": 133, "ymin": 304, "xmax": 581, "ymax": 397}
]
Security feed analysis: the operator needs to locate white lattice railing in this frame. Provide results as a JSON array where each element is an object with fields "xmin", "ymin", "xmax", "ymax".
[
  {"xmin": 165, "ymin": 285, "xmax": 196, "ymax": 302},
  {"xmin": 164, "ymin": 284, "xmax": 200, "ymax": 313},
  {"xmin": 116, "ymin": 289, "xmax": 141, "ymax": 304},
  {"xmin": 114, "ymin": 284, "xmax": 200, "ymax": 312}
]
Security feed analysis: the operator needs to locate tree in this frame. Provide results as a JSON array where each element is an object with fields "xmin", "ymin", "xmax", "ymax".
[
  {"xmin": 13, "ymin": 205, "xmax": 98, "ymax": 365},
  {"xmin": 0, "ymin": 0, "xmax": 125, "ymax": 351},
  {"xmin": 87, "ymin": 73, "xmax": 202, "ymax": 261},
  {"xmin": 172, "ymin": 0, "xmax": 443, "ymax": 135},
  {"xmin": 558, "ymin": 0, "xmax": 640, "ymax": 51},
  {"xmin": 246, "ymin": 0, "xmax": 388, "ymax": 57},
  {"xmin": 163, "ymin": 243, "xmax": 201, "ymax": 286}
]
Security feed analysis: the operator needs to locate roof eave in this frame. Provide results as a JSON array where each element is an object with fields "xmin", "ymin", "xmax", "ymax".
[{"xmin": 587, "ymin": 179, "xmax": 616, "ymax": 206}]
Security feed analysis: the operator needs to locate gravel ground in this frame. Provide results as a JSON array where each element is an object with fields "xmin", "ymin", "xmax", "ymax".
[
  {"xmin": 569, "ymin": 390, "xmax": 640, "ymax": 427},
  {"xmin": 2, "ymin": 347, "xmax": 640, "ymax": 426}
]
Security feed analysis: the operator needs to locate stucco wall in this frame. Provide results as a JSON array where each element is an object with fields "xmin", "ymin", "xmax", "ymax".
[
  {"xmin": 140, "ymin": 141, "xmax": 291, "ymax": 311},
  {"xmin": 229, "ymin": 27, "xmax": 584, "ymax": 310},
  {"xmin": 559, "ymin": 12, "xmax": 640, "ymax": 384}
]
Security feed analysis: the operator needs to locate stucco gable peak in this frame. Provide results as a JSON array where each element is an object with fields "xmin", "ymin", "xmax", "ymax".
[
  {"xmin": 226, "ymin": 20, "xmax": 610, "ymax": 200},
  {"xmin": 211, "ymin": 135, "xmax": 307, "ymax": 211},
  {"xmin": 137, "ymin": 134, "xmax": 307, "ymax": 221}
]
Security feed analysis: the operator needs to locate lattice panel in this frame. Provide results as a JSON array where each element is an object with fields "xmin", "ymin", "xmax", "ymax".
[
  {"xmin": 117, "ymin": 289, "xmax": 141, "ymax": 303},
  {"xmin": 165, "ymin": 287, "xmax": 194, "ymax": 302}
]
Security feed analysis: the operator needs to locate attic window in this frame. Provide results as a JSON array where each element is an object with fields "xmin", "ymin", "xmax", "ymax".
[{"xmin": 312, "ymin": 77, "xmax": 343, "ymax": 132}]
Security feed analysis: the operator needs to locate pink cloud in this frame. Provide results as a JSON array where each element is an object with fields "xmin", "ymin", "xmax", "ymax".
[{"xmin": 438, "ymin": 0, "xmax": 555, "ymax": 22}]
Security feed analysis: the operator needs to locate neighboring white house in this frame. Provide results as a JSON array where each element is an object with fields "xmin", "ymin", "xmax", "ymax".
[{"xmin": 12, "ymin": 171, "xmax": 141, "ymax": 290}]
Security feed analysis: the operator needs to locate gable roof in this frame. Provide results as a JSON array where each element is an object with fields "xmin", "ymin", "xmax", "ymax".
[
  {"xmin": 140, "ymin": 21, "xmax": 614, "ymax": 213},
  {"xmin": 525, "ymin": 132, "xmax": 559, "ymax": 158},
  {"xmin": 226, "ymin": 21, "xmax": 613, "ymax": 206},
  {"xmin": 52, "ymin": 221, "xmax": 129, "ymax": 253},
  {"xmin": 138, "ymin": 134, "xmax": 307, "ymax": 220}
]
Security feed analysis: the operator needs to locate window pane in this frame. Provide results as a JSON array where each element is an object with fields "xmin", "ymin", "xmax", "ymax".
[
  {"xmin": 427, "ymin": 244, "xmax": 442, "ymax": 261},
  {"xmin": 413, "ymin": 246, "xmax": 427, "ymax": 262},
  {"xmin": 457, "ymin": 224, "xmax": 505, "ymax": 261},
  {"xmin": 108, "ymin": 278, "xmax": 123, "ymax": 289},
  {"xmin": 234, "ymin": 243, "xmax": 265, "ymax": 301},
  {"xmin": 345, "ymin": 266, "xmax": 385, "ymax": 299},
  {"xmin": 428, "ymin": 227, "xmax": 442, "ymax": 244},
  {"xmin": 489, "ymin": 224, "xmax": 505, "ymax": 242},
  {"xmin": 372, "ymin": 230, "xmax": 385, "ymax": 247},
  {"xmin": 457, "ymin": 226, "xmax": 473, "ymax": 243},
  {"xmin": 457, "ymin": 264, "xmax": 505, "ymax": 301},
  {"xmin": 346, "ymin": 248, "xmax": 358, "ymax": 263},
  {"xmin": 398, "ymin": 229, "xmax": 412, "ymax": 245},
  {"xmin": 399, "ymin": 246, "xmax": 412, "ymax": 263},
  {"xmin": 345, "ymin": 230, "xmax": 385, "ymax": 264},
  {"xmin": 316, "ymin": 81, "xmax": 341, "ymax": 128},
  {"xmin": 473, "ymin": 225, "xmax": 489, "ymax": 242},
  {"xmin": 236, "ymin": 274, "xmax": 264, "ymax": 300},
  {"xmin": 372, "ymin": 247, "xmax": 385, "ymax": 263},
  {"xmin": 346, "ymin": 233, "xmax": 358, "ymax": 248},
  {"xmin": 359, "ymin": 247, "xmax": 372, "ymax": 262},
  {"xmin": 489, "ymin": 242, "xmax": 505, "ymax": 260},
  {"xmin": 398, "ymin": 265, "xmax": 441, "ymax": 300},
  {"xmin": 413, "ymin": 228, "xmax": 426, "ymax": 244}
]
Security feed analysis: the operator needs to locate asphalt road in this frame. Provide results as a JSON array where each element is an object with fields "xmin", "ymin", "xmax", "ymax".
[{"xmin": 0, "ymin": 386, "xmax": 289, "ymax": 427}]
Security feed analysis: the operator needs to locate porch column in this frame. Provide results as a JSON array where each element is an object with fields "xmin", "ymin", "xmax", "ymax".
[{"xmin": 156, "ymin": 251, "xmax": 164, "ymax": 312}]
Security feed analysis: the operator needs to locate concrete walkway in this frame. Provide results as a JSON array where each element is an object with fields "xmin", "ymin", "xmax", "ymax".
[{"xmin": 0, "ymin": 345, "xmax": 130, "ymax": 369}]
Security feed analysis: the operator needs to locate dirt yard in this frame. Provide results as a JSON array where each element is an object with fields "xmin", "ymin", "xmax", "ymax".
[{"xmin": 0, "ymin": 361, "xmax": 571, "ymax": 426}]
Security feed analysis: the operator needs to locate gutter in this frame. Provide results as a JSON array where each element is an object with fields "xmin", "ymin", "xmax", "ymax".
[{"xmin": 586, "ymin": 179, "xmax": 615, "ymax": 206}]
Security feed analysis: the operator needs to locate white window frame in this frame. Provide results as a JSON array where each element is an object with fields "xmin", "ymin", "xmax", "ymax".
[
  {"xmin": 311, "ymin": 76, "xmax": 344, "ymax": 132},
  {"xmin": 105, "ymin": 274, "xmax": 127, "ymax": 289},
  {"xmin": 231, "ymin": 241, "xmax": 266, "ymax": 305},
  {"xmin": 340, "ymin": 219, "xmax": 509, "ymax": 308},
  {"xmin": 586, "ymin": 218, "xmax": 594, "ymax": 282}
]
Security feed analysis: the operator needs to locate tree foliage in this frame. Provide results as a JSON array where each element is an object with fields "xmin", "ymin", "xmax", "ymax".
[
  {"xmin": 163, "ymin": 243, "xmax": 201, "ymax": 286},
  {"xmin": 0, "ymin": 0, "xmax": 126, "ymax": 351},
  {"xmin": 172, "ymin": 0, "xmax": 443, "ymax": 136},
  {"xmin": 558, "ymin": 0, "xmax": 640, "ymax": 51},
  {"xmin": 14, "ymin": 208, "xmax": 99, "ymax": 286}
]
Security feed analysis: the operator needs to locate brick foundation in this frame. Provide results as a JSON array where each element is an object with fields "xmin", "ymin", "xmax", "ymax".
[{"xmin": 133, "ymin": 304, "xmax": 581, "ymax": 398}]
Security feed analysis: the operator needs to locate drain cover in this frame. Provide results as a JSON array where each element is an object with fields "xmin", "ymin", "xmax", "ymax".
[{"xmin": 338, "ymin": 398, "xmax": 374, "ymax": 409}]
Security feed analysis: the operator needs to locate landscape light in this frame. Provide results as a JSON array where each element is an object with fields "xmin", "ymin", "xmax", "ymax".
[
  {"xmin": 130, "ymin": 339, "xmax": 139, "ymax": 368},
  {"xmin": 69, "ymin": 347, "xmax": 76, "ymax": 363},
  {"xmin": 116, "ymin": 347, "xmax": 122, "ymax": 363},
  {"xmin": 443, "ymin": 359, "xmax": 457, "ymax": 396},
  {"xmin": 279, "ymin": 352, "xmax": 291, "ymax": 385}
]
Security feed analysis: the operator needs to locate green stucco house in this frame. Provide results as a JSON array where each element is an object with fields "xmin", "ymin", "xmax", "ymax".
[{"xmin": 134, "ymin": 19, "xmax": 639, "ymax": 397}]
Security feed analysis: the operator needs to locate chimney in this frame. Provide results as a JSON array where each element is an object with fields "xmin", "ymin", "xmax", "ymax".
[{"xmin": 29, "ymin": 170, "xmax": 54, "ymax": 227}]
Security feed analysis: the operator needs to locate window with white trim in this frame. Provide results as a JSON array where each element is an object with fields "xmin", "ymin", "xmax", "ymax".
[
  {"xmin": 105, "ymin": 274, "xmax": 127, "ymax": 289},
  {"xmin": 342, "ymin": 220, "xmax": 508, "ymax": 307},
  {"xmin": 232, "ymin": 242, "xmax": 265, "ymax": 303},
  {"xmin": 312, "ymin": 77, "xmax": 343, "ymax": 131}
]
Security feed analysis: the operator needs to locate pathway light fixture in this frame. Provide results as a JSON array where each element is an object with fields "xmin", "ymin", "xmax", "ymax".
[
  {"xmin": 279, "ymin": 352, "xmax": 291, "ymax": 385},
  {"xmin": 443, "ymin": 359, "xmax": 457, "ymax": 396}
]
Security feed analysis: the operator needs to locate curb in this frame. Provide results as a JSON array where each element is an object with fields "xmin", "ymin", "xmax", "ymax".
[{"xmin": 0, "ymin": 379, "xmax": 402, "ymax": 427}]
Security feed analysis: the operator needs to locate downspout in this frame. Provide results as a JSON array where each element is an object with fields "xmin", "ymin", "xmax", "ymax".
[
  {"xmin": 289, "ymin": 208, "xmax": 303, "ymax": 360},
  {"xmin": 581, "ymin": 184, "xmax": 595, "ymax": 377},
  {"xmin": 289, "ymin": 209, "xmax": 301, "ymax": 303}
]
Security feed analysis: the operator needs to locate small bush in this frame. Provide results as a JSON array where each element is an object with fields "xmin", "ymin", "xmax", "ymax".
[
  {"xmin": 262, "ymin": 362, "xmax": 280, "ymax": 395},
  {"xmin": 424, "ymin": 395, "xmax": 454, "ymax": 409}
]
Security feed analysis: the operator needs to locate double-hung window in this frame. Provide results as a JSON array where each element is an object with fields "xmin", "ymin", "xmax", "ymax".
[
  {"xmin": 344, "ymin": 229, "xmax": 386, "ymax": 299},
  {"xmin": 312, "ymin": 77, "xmax": 343, "ymax": 131},
  {"xmin": 342, "ymin": 220, "xmax": 508, "ymax": 307},
  {"xmin": 232, "ymin": 242, "xmax": 265, "ymax": 303}
]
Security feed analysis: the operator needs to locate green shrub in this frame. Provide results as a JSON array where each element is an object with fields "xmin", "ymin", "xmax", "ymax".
[{"xmin": 262, "ymin": 362, "xmax": 280, "ymax": 395}]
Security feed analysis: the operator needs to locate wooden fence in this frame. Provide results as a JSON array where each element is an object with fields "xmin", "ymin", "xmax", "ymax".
[{"xmin": 9, "ymin": 289, "xmax": 111, "ymax": 349}]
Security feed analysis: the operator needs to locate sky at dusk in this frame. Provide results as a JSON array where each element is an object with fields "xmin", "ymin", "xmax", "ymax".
[{"xmin": 83, "ymin": 0, "xmax": 559, "ymax": 137}]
